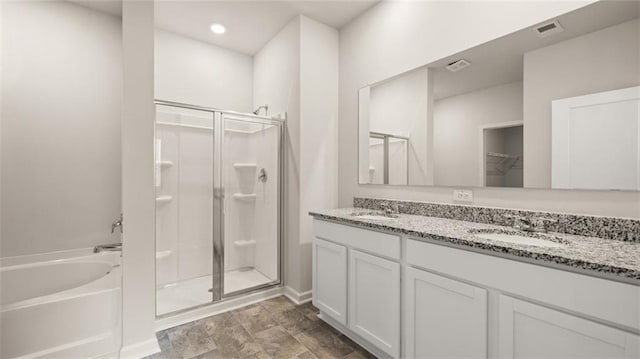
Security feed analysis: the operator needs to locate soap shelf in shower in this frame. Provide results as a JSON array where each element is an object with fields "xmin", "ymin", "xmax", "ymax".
[
  {"xmin": 233, "ymin": 163, "xmax": 257, "ymax": 169},
  {"xmin": 156, "ymin": 160, "xmax": 173, "ymax": 169},
  {"xmin": 233, "ymin": 193, "xmax": 257, "ymax": 201},
  {"xmin": 156, "ymin": 195, "xmax": 173, "ymax": 203},
  {"xmin": 156, "ymin": 250, "xmax": 172, "ymax": 260},
  {"xmin": 233, "ymin": 240, "xmax": 257, "ymax": 247}
]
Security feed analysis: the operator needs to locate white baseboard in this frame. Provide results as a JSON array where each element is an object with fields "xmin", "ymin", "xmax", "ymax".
[
  {"xmin": 119, "ymin": 337, "xmax": 160, "ymax": 359},
  {"xmin": 283, "ymin": 286, "xmax": 312, "ymax": 305}
]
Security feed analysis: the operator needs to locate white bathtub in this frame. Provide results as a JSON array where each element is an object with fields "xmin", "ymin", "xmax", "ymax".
[{"xmin": 0, "ymin": 249, "xmax": 122, "ymax": 359}]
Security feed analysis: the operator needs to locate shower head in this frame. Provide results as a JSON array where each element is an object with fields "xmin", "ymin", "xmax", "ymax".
[{"xmin": 253, "ymin": 104, "xmax": 268, "ymax": 116}]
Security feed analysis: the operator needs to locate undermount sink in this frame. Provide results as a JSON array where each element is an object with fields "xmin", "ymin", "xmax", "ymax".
[
  {"xmin": 354, "ymin": 214, "xmax": 398, "ymax": 221},
  {"xmin": 473, "ymin": 232, "xmax": 564, "ymax": 248}
]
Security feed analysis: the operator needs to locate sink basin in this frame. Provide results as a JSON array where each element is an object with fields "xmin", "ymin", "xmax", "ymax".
[
  {"xmin": 354, "ymin": 214, "xmax": 397, "ymax": 221},
  {"xmin": 473, "ymin": 232, "xmax": 563, "ymax": 248}
]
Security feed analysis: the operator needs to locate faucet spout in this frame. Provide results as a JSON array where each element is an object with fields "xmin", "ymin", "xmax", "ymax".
[{"xmin": 94, "ymin": 243, "xmax": 122, "ymax": 253}]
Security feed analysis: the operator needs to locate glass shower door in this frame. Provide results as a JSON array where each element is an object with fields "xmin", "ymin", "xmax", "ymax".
[
  {"xmin": 154, "ymin": 102, "xmax": 283, "ymax": 316},
  {"xmin": 155, "ymin": 104, "xmax": 214, "ymax": 316},
  {"xmin": 220, "ymin": 113, "xmax": 282, "ymax": 296}
]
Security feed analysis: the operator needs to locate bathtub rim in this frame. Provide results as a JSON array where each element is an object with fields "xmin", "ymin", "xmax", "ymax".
[{"xmin": 0, "ymin": 250, "xmax": 121, "ymax": 312}]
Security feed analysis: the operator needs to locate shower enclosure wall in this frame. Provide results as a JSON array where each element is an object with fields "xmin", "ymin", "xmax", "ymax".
[{"xmin": 154, "ymin": 101, "xmax": 283, "ymax": 316}]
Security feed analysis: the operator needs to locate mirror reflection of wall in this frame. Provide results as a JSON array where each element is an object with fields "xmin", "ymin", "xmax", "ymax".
[
  {"xmin": 433, "ymin": 82, "xmax": 523, "ymax": 187},
  {"xmin": 365, "ymin": 67, "xmax": 433, "ymax": 186},
  {"xmin": 358, "ymin": 1, "xmax": 640, "ymax": 191}
]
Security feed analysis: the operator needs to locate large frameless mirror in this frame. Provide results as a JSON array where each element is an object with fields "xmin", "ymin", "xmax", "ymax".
[{"xmin": 358, "ymin": 1, "xmax": 640, "ymax": 190}]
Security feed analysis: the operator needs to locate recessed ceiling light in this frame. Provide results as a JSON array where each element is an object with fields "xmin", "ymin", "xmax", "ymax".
[{"xmin": 210, "ymin": 23, "xmax": 226, "ymax": 35}]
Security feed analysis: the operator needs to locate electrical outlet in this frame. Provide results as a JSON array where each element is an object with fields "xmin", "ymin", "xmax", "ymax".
[{"xmin": 453, "ymin": 189, "xmax": 473, "ymax": 203}]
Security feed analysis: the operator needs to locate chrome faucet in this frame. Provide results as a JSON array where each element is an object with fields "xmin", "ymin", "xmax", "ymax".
[
  {"xmin": 111, "ymin": 213, "xmax": 123, "ymax": 234},
  {"xmin": 258, "ymin": 168, "xmax": 267, "ymax": 183},
  {"xmin": 94, "ymin": 243, "xmax": 122, "ymax": 253},
  {"xmin": 505, "ymin": 215, "xmax": 556, "ymax": 233},
  {"xmin": 380, "ymin": 202, "xmax": 402, "ymax": 216}
]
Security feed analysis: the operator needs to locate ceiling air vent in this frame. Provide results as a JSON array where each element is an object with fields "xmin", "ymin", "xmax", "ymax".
[
  {"xmin": 445, "ymin": 59, "xmax": 471, "ymax": 72},
  {"xmin": 535, "ymin": 20, "xmax": 564, "ymax": 38}
]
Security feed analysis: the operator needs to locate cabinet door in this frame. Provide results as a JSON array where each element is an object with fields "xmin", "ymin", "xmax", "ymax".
[
  {"xmin": 405, "ymin": 267, "xmax": 487, "ymax": 359},
  {"xmin": 499, "ymin": 295, "xmax": 640, "ymax": 358},
  {"xmin": 349, "ymin": 250, "xmax": 400, "ymax": 358},
  {"xmin": 312, "ymin": 238, "xmax": 348, "ymax": 325}
]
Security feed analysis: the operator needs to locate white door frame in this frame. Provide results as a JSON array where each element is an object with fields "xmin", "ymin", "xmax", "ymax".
[{"xmin": 478, "ymin": 121, "xmax": 523, "ymax": 187}]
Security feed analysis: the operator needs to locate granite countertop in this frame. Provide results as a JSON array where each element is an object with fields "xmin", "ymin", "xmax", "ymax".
[{"xmin": 309, "ymin": 208, "xmax": 640, "ymax": 285}]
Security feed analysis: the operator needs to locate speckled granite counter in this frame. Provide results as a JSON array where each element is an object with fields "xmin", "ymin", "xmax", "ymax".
[{"xmin": 309, "ymin": 208, "xmax": 640, "ymax": 285}]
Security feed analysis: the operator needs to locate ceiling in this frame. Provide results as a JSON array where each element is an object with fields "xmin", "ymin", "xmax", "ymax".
[
  {"xmin": 154, "ymin": 1, "xmax": 379, "ymax": 55},
  {"xmin": 72, "ymin": 1, "xmax": 378, "ymax": 55},
  {"xmin": 70, "ymin": 0, "xmax": 122, "ymax": 16}
]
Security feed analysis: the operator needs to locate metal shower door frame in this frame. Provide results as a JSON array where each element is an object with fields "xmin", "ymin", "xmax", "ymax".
[
  {"xmin": 216, "ymin": 111, "xmax": 285, "ymax": 300},
  {"xmin": 153, "ymin": 99, "xmax": 285, "ymax": 313}
]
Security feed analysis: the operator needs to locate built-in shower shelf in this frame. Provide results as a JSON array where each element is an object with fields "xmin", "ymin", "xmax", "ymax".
[
  {"xmin": 156, "ymin": 250, "xmax": 172, "ymax": 259},
  {"xmin": 156, "ymin": 160, "xmax": 173, "ymax": 168},
  {"xmin": 156, "ymin": 195, "xmax": 173, "ymax": 203},
  {"xmin": 233, "ymin": 163, "xmax": 257, "ymax": 169},
  {"xmin": 234, "ymin": 240, "xmax": 256, "ymax": 247},
  {"xmin": 233, "ymin": 193, "xmax": 257, "ymax": 201}
]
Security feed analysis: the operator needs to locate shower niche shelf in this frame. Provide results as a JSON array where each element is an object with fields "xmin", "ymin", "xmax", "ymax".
[
  {"xmin": 156, "ymin": 250, "xmax": 172, "ymax": 260},
  {"xmin": 233, "ymin": 163, "xmax": 257, "ymax": 169},
  {"xmin": 156, "ymin": 195, "xmax": 173, "ymax": 203},
  {"xmin": 233, "ymin": 193, "xmax": 257, "ymax": 202},
  {"xmin": 156, "ymin": 160, "xmax": 173, "ymax": 169},
  {"xmin": 234, "ymin": 240, "xmax": 257, "ymax": 247}
]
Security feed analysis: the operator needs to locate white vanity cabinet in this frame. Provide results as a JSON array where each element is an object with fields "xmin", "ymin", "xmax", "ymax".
[
  {"xmin": 349, "ymin": 250, "xmax": 400, "ymax": 357},
  {"xmin": 312, "ymin": 218, "xmax": 640, "ymax": 359},
  {"xmin": 498, "ymin": 295, "xmax": 639, "ymax": 358},
  {"xmin": 405, "ymin": 267, "xmax": 487, "ymax": 358},
  {"xmin": 312, "ymin": 238, "xmax": 348, "ymax": 325},
  {"xmin": 312, "ymin": 219, "xmax": 401, "ymax": 358}
]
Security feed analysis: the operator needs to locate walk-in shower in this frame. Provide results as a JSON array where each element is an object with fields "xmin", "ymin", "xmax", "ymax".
[{"xmin": 154, "ymin": 100, "xmax": 284, "ymax": 316}]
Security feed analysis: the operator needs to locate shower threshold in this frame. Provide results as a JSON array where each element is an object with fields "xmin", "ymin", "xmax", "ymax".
[{"xmin": 156, "ymin": 269, "xmax": 272, "ymax": 316}]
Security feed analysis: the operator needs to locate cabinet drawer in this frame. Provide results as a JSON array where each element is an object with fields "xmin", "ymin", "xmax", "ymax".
[{"xmin": 313, "ymin": 219, "xmax": 401, "ymax": 260}]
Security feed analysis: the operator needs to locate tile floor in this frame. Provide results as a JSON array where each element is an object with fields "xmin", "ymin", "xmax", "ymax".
[{"xmin": 147, "ymin": 296, "xmax": 376, "ymax": 359}]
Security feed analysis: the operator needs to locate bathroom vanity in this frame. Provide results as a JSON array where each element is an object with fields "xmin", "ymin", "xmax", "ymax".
[{"xmin": 310, "ymin": 200, "xmax": 640, "ymax": 359}]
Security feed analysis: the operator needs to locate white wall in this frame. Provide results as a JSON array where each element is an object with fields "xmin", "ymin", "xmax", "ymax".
[
  {"xmin": 121, "ymin": 1, "xmax": 158, "ymax": 356},
  {"xmin": 253, "ymin": 15, "xmax": 338, "ymax": 295},
  {"xmin": 339, "ymin": 0, "xmax": 640, "ymax": 219},
  {"xmin": 369, "ymin": 67, "xmax": 430, "ymax": 185},
  {"xmin": 155, "ymin": 29, "xmax": 253, "ymax": 113},
  {"xmin": 433, "ymin": 81, "xmax": 523, "ymax": 187},
  {"xmin": 523, "ymin": 18, "xmax": 640, "ymax": 188},
  {"xmin": 299, "ymin": 15, "xmax": 339, "ymax": 294},
  {"xmin": 253, "ymin": 17, "xmax": 302, "ymax": 293},
  {"xmin": 1, "ymin": 1, "xmax": 122, "ymax": 257}
]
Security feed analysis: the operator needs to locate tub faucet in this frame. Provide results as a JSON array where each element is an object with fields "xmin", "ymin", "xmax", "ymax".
[{"xmin": 94, "ymin": 243, "xmax": 122, "ymax": 253}]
